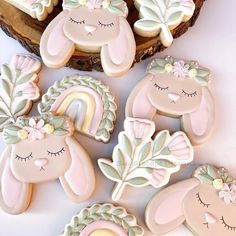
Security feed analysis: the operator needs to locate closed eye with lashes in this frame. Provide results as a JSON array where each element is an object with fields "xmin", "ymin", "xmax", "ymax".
[
  {"xmin": 196, "ymin": 193, "xmax": 210, "ymax": 208},
  {"xmin": 182, "ymin": 89, "xmax": 197, "ymax": 97},
  {"xmin": 69, "ymin": 18, "xmax": 85, "ymax": 25},
  {"xmin": 98, "ymin": 21, "xmax": 114, "ymax": 27},
  {"xmin": 154, "ymin": 83, "xmax": 169, "ymax": 91},
  {"xmin": 47, "ymin": 147, "xmax": 65, "ymax": 157},
  {"xmin": 220, "ymin": 216, "xmax": 236, "ymax": 231},
  {"xmin": 15, "ymin": 153, "xmax": 33, "ymax": 162}
]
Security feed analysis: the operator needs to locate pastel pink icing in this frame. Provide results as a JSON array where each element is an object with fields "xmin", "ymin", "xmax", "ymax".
[{"xmin": 80, "ymin": 220, "xmax": 128, "ymax": 236}]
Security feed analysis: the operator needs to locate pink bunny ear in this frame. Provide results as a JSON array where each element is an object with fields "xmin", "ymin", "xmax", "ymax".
[
  {"xmin": 181, "ymin": 87, "xmax": 214, "ymax": 145},
  {"xmin": 101, "ymin": 17, "xmax": 136, "ymax": 77},
  {"xmin": 60, "ymin": 137, "xmax": 95, "ymax": 202},
  {"xmin": 145, "ymin": 178, "xmax": 199, "ymax": 235},
  {"xmin": 125, "ymin": 75, "xmax": 156, "ymax": 118},
  {"xmin": 40, "ymin": 10, "xmax": 75, "ymax": 68},
  {"xmin": 0, "ymin": 147, "xmax": 32, "ymax": 214}
]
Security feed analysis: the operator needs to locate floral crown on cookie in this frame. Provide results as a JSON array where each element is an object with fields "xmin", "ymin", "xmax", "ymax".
[
  {"xmin": 194, "ymin": 165, "xmax": 236, "ymax": 205},
  {"xmin": 2, "ymin": 114, "xmax": 74, "ymax": 144},
  {"xmin": 147, "ymin": 56, "xmax": 211, "ymax": 86},
  {"xmin": 63, "ymin": 0, "xmax": 128, "ymax": 17}
]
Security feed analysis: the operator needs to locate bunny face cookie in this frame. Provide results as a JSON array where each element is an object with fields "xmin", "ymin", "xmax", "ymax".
[
  {"xmin": 126, "ymin": 56, "xmax": 214, "ymax": 145},
  {"xmin": 145, "ymin": 165, "xmax": 236, "ymax": 236},
  {"xmin": 0, "ymin": 115, "xmax": 95, "ymax": 214},
  {"xmin": 40, "ymin": 0, "xmax": 136, "ymax": 77}
]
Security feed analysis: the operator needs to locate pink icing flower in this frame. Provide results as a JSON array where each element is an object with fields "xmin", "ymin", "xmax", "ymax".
[
  {"xmin": 125, "ymin": 119, "xmax": 155, "ymax": 140},
  {"xmin": 172, "ymin": 60, "xmax": 190, "ymax": 78},
  {"xmin": 22, "ymin": 82, "xmax": 39, "ymax": 100},
  {"xmin": 24, "ymin": 118, "xmax": 45, "ymax": 141},
  {"xmin": 219, "ymin": 183, "xmax": 236, "ymax": 204},
  {"xmin": 86, "ymin": 0, "xmax": 102, "ymax": 9},
  {"xmin": 10, "ymin": 55, "xmax": 41, "ymax": 75},
  {"xmin": 150, "ymin": 169, "xmax": 167, "ymax": 187}
]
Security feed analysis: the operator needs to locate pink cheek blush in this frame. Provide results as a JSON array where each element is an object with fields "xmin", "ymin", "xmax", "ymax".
[{"xmin": 80, "ymin": 220, "xmax": 128, "ymax": 236}]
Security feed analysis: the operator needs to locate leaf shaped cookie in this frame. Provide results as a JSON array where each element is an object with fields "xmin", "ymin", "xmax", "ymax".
[
  {"xmin": 0, "ymin": 54, "xmax": 41, "ymax": 131},
  {"xmin": 134, "ymin": 0, "xmax": 195, "ymax": 47},
  {"xmin": 98, "ymin": 117, "xmax": 194, "ymax": 201}
]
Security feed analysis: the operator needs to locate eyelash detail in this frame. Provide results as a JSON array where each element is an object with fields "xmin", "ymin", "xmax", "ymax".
[
  {"xmin": 196, "ymin": 193, "xmax": 210, "ymax": 208},
  {"xmin": 182, "ymin": 90, "xmax": 197, "ymax": 97},
  {"xmin": 154, "ymin": 83, "xmax": 169, "ymax": 91},
  {"xmin": 15, "ymin": 153, "xmax": 33, "ymax": 162},
  {"xmin": 221, "ymin": 216, "xmax": 236, "ymax": 231},
  {"xmin": 69, "ymin": 18, "xmax": 85, "ymax": 25},
  {"xmin": 98, "ymin": 21, "xmax": 114, "ymax": 27},
  {"xmin": 47, "ymin": 148, "xmax": 65, "ymax": 157}
]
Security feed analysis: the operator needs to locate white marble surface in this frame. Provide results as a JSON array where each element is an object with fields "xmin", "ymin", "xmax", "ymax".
[{"xmin": 0, "ymin": 0, "xmax": 236, "ymax": 235}]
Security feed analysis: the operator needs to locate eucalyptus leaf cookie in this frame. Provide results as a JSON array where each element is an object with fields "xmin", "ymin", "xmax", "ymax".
[
  {"xmin": 61, "ymin": 203, "xmax": 144, "ymax": 236},
  {"xmin": 98, "ymin": 117, "xmax": 193, "ymax": 201},
  {"xmin": 0, "ymin": 114, "xmax": 95, "ymax": 214},
  {"xmin": 38, "ymin": 75, "xmax": 117, "ymax": 143},
  {"xmin": 134, "ymin": 0, "xmax": 195, "ymax": 47},
  {"xmin": 0, "ymin": 54, "xmax": 42, "ymax": 132},
  {"xmin": 40, "ymin": 0, "xmax": 136, "ymax": 77},
  {"xmin": 5, "ymin": 0, "xmax": 58, "ymax": 21},
  {"xmin": 145, "ymin": 165, "xmax": 236, "ymax": 236},
  {"xmin": 126, "ymin": 56, "xmax": 214, "ymax": 145}
]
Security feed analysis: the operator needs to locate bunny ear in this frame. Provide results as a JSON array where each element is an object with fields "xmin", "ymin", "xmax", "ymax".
[
  {"xmin": 60, "ymin": 137, "xmax": 95, "ymax": 202},
  {"xmin": 101, "ymin": 17, "xmax": 136, "ymax": 77},
  {"xmin": 145, "ymin": 178, "xmax": 199, "ymax": 235},
  {"xmin": 181, "ymin": 87, "xmax": 214, "ymax": 145},
  {"xmin": 0, "ymin": 147, "xmax": 32, "ymax": 214},
  {"xmin": 125, "ymin": 75, "xmax": 156, "ymax": 118},
  {"xmin": 40, "ymin": 10, "xmax": 75, "ymax": 68}
]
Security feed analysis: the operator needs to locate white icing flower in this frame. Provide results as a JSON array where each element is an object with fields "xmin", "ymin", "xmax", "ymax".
[
  {"xmin": 43, "ymin": 124, "xmax": 55, "ymax": 134},
  {"xmin": 188, "ymin": 68, "xmax": 197, "ymax": 78},
  {"xmin": 213, "ymin": 179, "xmax": 224, "ymax": 190},
  {"xmin": 17, "ymin": 129, "xmax": 28, "ymax": 140},
  {"xmin": 219, "ymin": 183, "xmax": 236, "ymax": 204},
  {"xmin": 86, "ymin": 0, "xmax": 102, "ymax": 9},
  {"xmin": 24, "ymin": 118, "xmax": 46, "ymax": 141},
  {"xmin": 102, "ymin": 0, "xmax": 110, "ymax": 8},
  {"xmin": 164, "ymin": 63, "xmax": 173, "ymax": 73},
  {"xmin": 172, "ymin": 60, "xmax": 190, "ymax": 78}
]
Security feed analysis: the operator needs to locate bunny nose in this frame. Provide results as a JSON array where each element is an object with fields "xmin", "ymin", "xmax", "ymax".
[
  {"xmin": 34, "ymin": 158, "xmax": 48, "ymax": 167},
  {"xmin": 205, "ymin": 212, "xmax": 217, "ymax": 224},
  {"xmin": 84, "ymin": 25, "xmax": 97, "ymax": 33},
  {"xmin": 168, "ymin": 93, "xmax": 181, "ymax": 101}
]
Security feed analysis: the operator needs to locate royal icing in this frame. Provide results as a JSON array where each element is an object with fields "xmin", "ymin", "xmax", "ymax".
[
  {"xmin": 145, "ymin": 165, "xmax": 236, "ymax": 236},
  {"xmin": 5, "ymin": 0, "xmax": 58, "ymax": 21},
  {"xmin": 38, "ymin": 75, "xmax": 117, "ymax": 143},
  {"xmin": 0, "ymin": 54, "xmax": 41, "ymax": 132},
  {"xmin": 98, "ymin": 117, "xmax": 193, "ymax": 201},
  {"xmin": 0, "ymin": 115, "xmax": 95, "ymax": 214},
  {"xmin": 126, "ymin": 56, "xmax": 214, "ymax": 145},
  {"xmin": 61, "ymin": 203, "xmax": 144, "ymax": 236},
  {"xmin": 134, "ymin": 0, "xmax": 195, "ymax": 47},
  {"xmin": 40, "ymin": 0, "xmax": 136, "ymax": 77}
]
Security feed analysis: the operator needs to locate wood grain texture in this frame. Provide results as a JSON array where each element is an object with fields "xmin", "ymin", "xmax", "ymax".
[{"xmin": 0, "ymin": 0, "xmax": 205, "ymax": 72}]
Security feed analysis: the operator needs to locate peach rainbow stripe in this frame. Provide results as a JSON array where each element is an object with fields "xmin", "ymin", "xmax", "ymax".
[{"xmin": 50, "ymin": 86, "xmax": 104, "ymax": 135}]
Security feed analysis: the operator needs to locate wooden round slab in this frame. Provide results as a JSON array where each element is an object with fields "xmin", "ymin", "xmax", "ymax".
[{"xmin": 0, "ymin": 0, "xmax": 205, "ymax": 72}]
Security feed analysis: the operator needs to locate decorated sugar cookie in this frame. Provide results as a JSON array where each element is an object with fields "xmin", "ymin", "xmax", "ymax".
[
  {"xmin": 40, "ymin": 0, "xmax": 136, "ymax": 77},
  {"xmin": 0, "ymin": 54, "xmax": 41, "ymax": 132},
  {"xmin": 98, "ymin": 117, "xmax": 193, "ymax": 201},
  {"xmin": 145, "ymin": 165, "xmax": 236, "ymax": 236},
  {"xmin": 0, "ymin": 114, "xmax": 95, "ymax": 214},
  {"xmin": 61, "ymin": 203, "xmax": 144, "ymax": 236},
  {"xmin": 5, "ymin": 0, "xmax": 58, "ymax": 21},
  {"xmin": 38, "ymin": 75, "xmax": 117, "ymax": 143},
  {"xmin": 134, "ymin": 0, "xmax": 195, "ymax": 47},
  {"xmin": 126, "ymin": 56, "xmax": 214, "ymax": 145}
]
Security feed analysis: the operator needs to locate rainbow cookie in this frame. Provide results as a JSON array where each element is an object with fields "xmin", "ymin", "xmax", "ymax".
[
  {"xmin": 38, "ymin": 75, "xmax": 117, "ymax": 143},
  {"xmin": 126, "ymin": 56, "xmax": 214, "ymax": 145},
  {"xmin": 61, "ymin": 203, "xmax": 144, "ymax": 236},
  {"xmin": 0, "ymin": 114, "xmax": 95, "ymax": 214},
  {"xmin": 98, "ymin": 117, "xmax": 193, "ymax": 201},
  {"xmin": 134, "ymin": 0, "xmax": 195, "ymax": 47},
  {"xmin": 5, "ymin": 0, "xmax": 58, "ymax": 21},
  {"xmin": 40, "ymin": 0, "xmax": 136, "ymax": 77},
  {"xmin": 145, "ymin": 165, "xmax": 236, "ymax": 236},
  {"xmin": 0, "ymin": 54, "xmax": 41, "ymax": 132}
]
